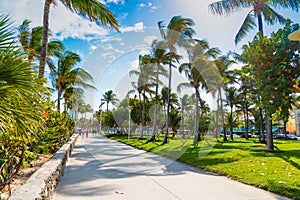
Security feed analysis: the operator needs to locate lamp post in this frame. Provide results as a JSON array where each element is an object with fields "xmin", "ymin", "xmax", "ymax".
[{"xmin": 99, "ymin": 100, "xmax": 104, "ymax": 135}]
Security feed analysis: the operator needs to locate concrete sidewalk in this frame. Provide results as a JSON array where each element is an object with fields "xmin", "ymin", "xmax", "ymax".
[{"xmin": 53, "ymin": 136, "xmax": 289, "ymax": 200}]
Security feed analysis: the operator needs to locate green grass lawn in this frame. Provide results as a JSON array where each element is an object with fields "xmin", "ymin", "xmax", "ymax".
[{"xmin": 109, "ymin": 135, "xmax": 300, "ymax": 199}]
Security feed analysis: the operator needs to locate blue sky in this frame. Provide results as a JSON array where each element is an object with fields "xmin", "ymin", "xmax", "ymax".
[{"xmin": 1, "ymin": 0, "xmax": 299, "ymax": 111}]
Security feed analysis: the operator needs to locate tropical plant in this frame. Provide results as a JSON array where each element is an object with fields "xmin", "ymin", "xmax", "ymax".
[
  {"xmin": 102, "ymin": 90, "xmax": 119, "ymax": 112},
  {"xmin": 158, "ymin": 16, "xmax": 196, "ymax": 144},
  {"xmin": 39, "ymin": 0, "xmax": 120, "ymax": 78},
  {"xmin": 209, "ymin": 0, "xmax": 299, "ymax": 44},
  {"xmin": 48, "ymin": 50, "xmax": 95, "ymax": 112},
  {"xmin": 224, "ymin": 87, "xmax": 237, "ymax": 140},
  {"xmin": 0, "ymin": 15, "xmax": 44, "ymax": 192},
  {"xmin": 178, "ymin": 39, "xmax": 219, "ymax": 146},
  {"xmin": 18, "ymin": 19, "xmax": 64, "ymax": 65},
  {"xmin": 148, "ymin": 40, "xmax": 168, "ymax": 142},
  {"xmin": 129, "ymin": 55, "xmax": 155, "ymax": 137}
]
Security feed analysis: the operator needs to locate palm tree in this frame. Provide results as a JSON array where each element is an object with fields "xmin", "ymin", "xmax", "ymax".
[
  {"xmin": 158, "ymin": 16, "xmax": 196, "ymax": 144},
  {"xmin": 224, "ymin": 87, "xmax": 237, "ymax": 140},
  {"xmin": 213, "ymin": 55, "xmax": 236, "ymax": 141},
  {"xmin": 209, "ymin": 0, "xmax": 298, "ymax": 44},
  {"xmin": 39, "ymin": 0, "xmax": 120, "ymax": 78},
  {"xmin": 178, "ymin": 39, "xmax": 219, "ymax": 146},
  {"xmin": 129, "ymin": 55, "xmax": 155, "ymax": 138},
  {"xmin": 18, "ymin": 19, "xmax": 64, "ymax": 65},
  {"xmin": 148, "ymin": 40, "xmax": 168, "ymax": 142},
  {"xmin": 102, "ymin": 90, "xmax": 119, "ymax": 112},
  {"xmin": 48, "ymin": 50, "xmax": 94, "ymax": 112}
]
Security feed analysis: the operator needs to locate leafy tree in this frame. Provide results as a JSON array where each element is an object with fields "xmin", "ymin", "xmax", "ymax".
[
  {"xmin": 39, "ymin": 0, "xmax": 120, "ymax": 78},
  {"xmin": 240, "ymin": 22, "xmax": 300, "ymax": 151},
  {"xmin": 209, "ymin": 0, "xmax": 299, "ymax": 44}
]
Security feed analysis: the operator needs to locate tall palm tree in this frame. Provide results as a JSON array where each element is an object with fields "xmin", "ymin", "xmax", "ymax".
[
  {"xmin": 102, "ymin": 90, "xmax": 119, "ymax": 112},
  {"xmin": 148, "ymin": 40, "xmax": 168, "ymax": 142},
  {"xmin": 213, "ymin": 55, "xmax": 236, "ymax": 141},
  {"xmin": 178, "ymin": 40, "xmax": 219, "ymax": 147},
  {"xmin": 18, "ymin": 19, "xmax": 64, "ymax": 65},
  {"xmin": 129, "ymin": 55, "xmax": 155, "ymax": 138},
  {"xmin": 209, "ymin": 0, "xmax": 298, "ymax": 44},
  {"xmin": 224, "ymin": 87, "xmax": 237, "ymax": 140},
  {"xmin": 48, "ymin": 50, "xmax": 94, "ymax": 112},
  {"xmin": 158, "ymin": 16, "xmax": 196, "ymax": 144},
  {"xmin": 39, "ymin": 0, "xmax": 120, "ymax": 78}
]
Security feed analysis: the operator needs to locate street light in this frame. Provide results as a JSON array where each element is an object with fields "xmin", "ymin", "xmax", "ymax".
[{"xmin": 99, "ymin": 100, "xmax": 105, "ymax": 135}]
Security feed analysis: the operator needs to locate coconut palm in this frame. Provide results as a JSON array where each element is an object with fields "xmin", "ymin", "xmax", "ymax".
[
  {"xmin": 102, "ymin": 90, "xmax": 119, "ymax": 112},
  {"xmin": 213, "ymin": 55, "xmax": 236, "ymax": 141},
  {"xmin": 48, "ymin": 50, "xmax": 94, "ymax": 112},
  {"xmin": 18, "ymin": 19, "xmax": 64, "ymax": 65},
  {"xmin": 129, "ymin": 55, "xmax": 156, "ymax": 137},
  {"xmin": 39, "ymin": 0, "xmax": 120, "ymax": 78},
  {"xmin": 224, "ymin": 87, "xmax": 237, "ymax": 140},
  {"xmin": 209, "ymin": 0, "xmax": 299, "ymax": 44},
  {"xmin": 178, "ymin": 39, "xmax": 220, "ymax": 146},
  {"xmin": 148, "ymin": 40, "xmax": 168, "ymax": 141},
  {"xmin": 158, "ymin": 16, "xmax": 196, "ymax": 144}
]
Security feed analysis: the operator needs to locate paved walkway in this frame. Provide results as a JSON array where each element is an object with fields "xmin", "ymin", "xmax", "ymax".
[{"xmin": 53, "ymin": 136, "xmax": 289, "ymax": 200}]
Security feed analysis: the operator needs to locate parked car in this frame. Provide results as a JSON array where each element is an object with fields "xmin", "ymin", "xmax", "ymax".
[
  {"xmin": 286, "ymin": 134, "xmax": 298, "ymax": 140},
  {"xmin": 274, "ymin": 134, "xmax": 298, "ymax": 140}
]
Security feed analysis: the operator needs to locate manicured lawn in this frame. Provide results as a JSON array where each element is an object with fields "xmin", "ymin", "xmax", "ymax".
[{"xmin": 109, "ymin": 135, "xmax": 300, "ymax": 199}]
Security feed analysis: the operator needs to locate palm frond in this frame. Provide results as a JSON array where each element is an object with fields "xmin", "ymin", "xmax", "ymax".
[
  {"xmin": 235, "ymin": 12, "xmax": 256, "ymax": 45},
  {"xmin": 60, "ymin": 0, "xmax": 119, "ymax": 31},
  {"xmin": 263, "ymin": 4, "xmax": 287, "ymax": 26},
  {"xmin": 209, "ymin": 0, "xmax": 252, "ymax": 15}
]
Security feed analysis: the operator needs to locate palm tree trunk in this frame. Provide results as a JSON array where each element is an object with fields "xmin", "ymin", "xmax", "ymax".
[
  {"xmin": 57, "ymin": 88, "xmax": 62, "ymax": 113},
  {"xmin": 266, "ymin": 115, "xmax": 274, "ymax": 152},
  {"xmin": 230, "ymin": 104, "xmax": 234, "ymax": 140},
  {"xmin": 162, "ymin": 53, "xmax": 172, "ymax": 144},
  {"xmin": 219, "ymin": 88, "xmax": 227, "ymax": 141},
  {"xmin": 257, "ymin": 12, "xmax": 263, "ymax": 35},
  {"xmin": 39, "ymin": 0, "xmax": 52, "ymax": 78},
  {"xmin": 194, "ymin": 88, "xmax": 201, "ymax": 147},
  {"xmin": 138, "ymin": 92, "xmax": 143, "ymax": 138},
  {"xmin": 149, "ymin": 70, "xmax": 159, "ymax": 142}
]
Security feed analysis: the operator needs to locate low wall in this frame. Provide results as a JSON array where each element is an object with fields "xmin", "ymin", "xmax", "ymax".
[{"xmin": 9, "ymin": 134, "xmax": 79, "ymax": 200}]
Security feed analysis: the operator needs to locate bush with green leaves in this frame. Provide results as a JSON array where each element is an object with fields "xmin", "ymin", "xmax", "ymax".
[{"xmin": 31, "ymin": 110, "xmax": 75, "ymax": 154}]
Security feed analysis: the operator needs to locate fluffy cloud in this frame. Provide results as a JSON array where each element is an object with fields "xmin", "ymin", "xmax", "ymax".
[
  {"xmin": 120, "ymin": 22, "xmax": 144, "ymax": 33},
  {"xmin": 138, "ymin": 2, "xmax": 160, "ymax": 12},
  {"xmin": 0, "ymin": 0, "xmax": 116, "ymax": 42},
  {"xmin": 144, "ymin": 35, "xmax": 157, "ymax": 45}
]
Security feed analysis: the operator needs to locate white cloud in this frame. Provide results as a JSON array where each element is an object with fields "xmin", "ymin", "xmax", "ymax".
[
  {"xmin": 120, "ymin": 22, "xmax": 144, "ymax": 33},
  {"xmin": 128, "ymin": 58, "xmax": 139, "ymax": 69},
  {"xmin": 138, "ymin": 2, "xmax": 160, "ymax": 12},
  {"xmin": 106, "ymin": 0, "xmax": 125, "ymax": 4},
  {"xmin": 0, "ymin": 0, "xmax": 114, "ymax": 42},
  {"xmin": 144, "ymin": 35, "xmax": 157, "ymax": 45}
]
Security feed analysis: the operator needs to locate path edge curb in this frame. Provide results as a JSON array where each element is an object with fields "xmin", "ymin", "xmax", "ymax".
[{"xmin": 9, "ymin": 133, "xmax": 79, "ymax": 200}]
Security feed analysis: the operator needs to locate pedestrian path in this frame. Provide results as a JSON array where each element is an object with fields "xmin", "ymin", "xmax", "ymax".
[{"xmin": 53, "ymin": 136, "xmax": 290, "ymax": 200}]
